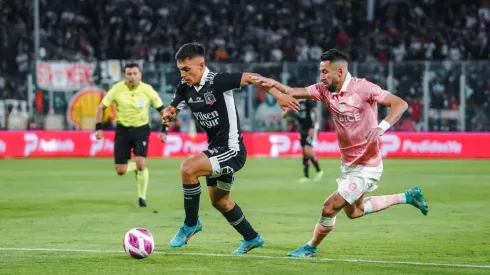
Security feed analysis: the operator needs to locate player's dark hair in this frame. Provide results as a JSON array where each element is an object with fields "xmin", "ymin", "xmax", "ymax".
[
  {"xmin": 123, "ymin": 63, "xmax": 140, "ymax": 72},
  {"xmin": 320, "ymin": 49, "xmax": 348, "ymax": 62},
  {"xmin": 175, "ymin": 42, "xmax": 205, "ymax": 61}
]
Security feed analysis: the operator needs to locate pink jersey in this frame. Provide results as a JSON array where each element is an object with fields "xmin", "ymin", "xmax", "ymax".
[{"xmin": 306, "ymin": 73, "xmax": 389, "ymax": 167}]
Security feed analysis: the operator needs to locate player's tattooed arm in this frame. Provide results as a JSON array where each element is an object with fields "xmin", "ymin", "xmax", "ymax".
[
  {"xmin": 379, "ymin": 93, "xmax": 408, "ymax": 126},
  {"xmin": 240, "ymin": 73, "xmax": 262, "ymax": 87},
  {"xmin": 280, "ymin": 86, "xmax": 312, "ymax": 100},
  {"xmin": 366, "ymin": 93, "xmax": 408, "ymax": 143},
  {"xmin": 245, "ymin": 73, "xmax": 300, "ymax": 112},
  {"xmin": 248, "ymin": 75, "xmax": 311, "ymax": 99}
]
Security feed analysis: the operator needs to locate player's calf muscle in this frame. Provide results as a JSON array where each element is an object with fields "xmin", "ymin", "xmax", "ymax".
[
  {"xmin": 135, "ymin": 157, "xmax": 146, "ymax": 170},
  {"xmin": 211, "ymin": 197, "xmax": 234, "ymax": 213}
]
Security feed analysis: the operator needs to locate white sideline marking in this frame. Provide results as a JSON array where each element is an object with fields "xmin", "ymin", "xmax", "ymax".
[{"xmin": 0, "ymin": 247, "xmax": 489, "ymax": 269}]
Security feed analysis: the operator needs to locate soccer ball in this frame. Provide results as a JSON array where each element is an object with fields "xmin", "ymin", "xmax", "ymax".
[{"xmin": 123, "ymin": 228, "xmax": 154, "ymax": 259}]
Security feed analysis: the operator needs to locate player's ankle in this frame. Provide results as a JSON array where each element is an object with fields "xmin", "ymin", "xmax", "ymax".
[{"xmin": 307, "ymin": 241, "xmax": 319, "ymax": 248}]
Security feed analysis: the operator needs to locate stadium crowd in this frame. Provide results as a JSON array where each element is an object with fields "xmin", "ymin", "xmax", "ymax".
[
  {"xmin": 1, "ymin": 0, "xmax": 489, "ymax": 131},
  {"xmin": 2, "ymin": 0, "xmax": 490, "ymax": 66}
]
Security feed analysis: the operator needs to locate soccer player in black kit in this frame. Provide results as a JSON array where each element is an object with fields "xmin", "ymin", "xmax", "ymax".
[
  {"xmin": 294, "ymin": 99, "xmax": 324, "ymax": 183},
  {"xmin": 163, "ymin": 42, "xmax": 299, "ymax": 254}
]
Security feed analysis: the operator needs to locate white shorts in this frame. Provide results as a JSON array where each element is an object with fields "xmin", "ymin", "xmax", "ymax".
[{"xmin": 336, "ymin": 162, "xmax": 383, "ymax": 204}]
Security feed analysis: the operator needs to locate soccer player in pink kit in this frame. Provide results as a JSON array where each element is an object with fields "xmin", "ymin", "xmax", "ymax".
[{"xmin": 251, "ymin": 49, "xmax": 429, "ymax": 257}]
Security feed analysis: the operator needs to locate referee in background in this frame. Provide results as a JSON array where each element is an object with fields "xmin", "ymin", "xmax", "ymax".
[{"xmin": 95, "ymin": 63, "xmax": 168, "ymax": 207}]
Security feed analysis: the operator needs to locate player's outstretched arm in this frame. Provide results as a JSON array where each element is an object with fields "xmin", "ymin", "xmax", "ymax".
[
  {"xmin": 271, "ymin": 83, "xmax": 312, "ymax": 100},
  {"xmin": 242, "ymin": 73, "xmax": 300, "ymax": 112},
  {"xmin": 248, "ymin": 75, "xmax": 312, "ymax": 99}
]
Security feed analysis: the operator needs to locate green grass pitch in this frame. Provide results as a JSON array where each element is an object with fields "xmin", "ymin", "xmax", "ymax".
[{"xmin": 1, "ymin": 158, "xmax": 489, "ymax": 274}]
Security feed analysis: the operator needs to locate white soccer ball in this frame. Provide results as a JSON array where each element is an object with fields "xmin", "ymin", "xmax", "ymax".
[{"xmin": 123, "ymin": 228, "xmax": 155, "ymax": 259}]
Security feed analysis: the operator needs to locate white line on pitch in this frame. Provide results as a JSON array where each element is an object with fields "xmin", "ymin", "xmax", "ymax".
[{"xmin": 0, "ymin": 247, "xmax": 489, "ymax": 269}]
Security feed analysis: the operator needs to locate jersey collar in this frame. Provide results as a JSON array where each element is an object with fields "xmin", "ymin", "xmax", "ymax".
[
  {"xmin": 194, "ymin": 67, "xmax": 210, "ymax": 92},
  {"xmin": 332, "ymin": 72, "xmax": 351, "ymax": 96},
  {"xmin": 125, "ymin": 81, "xmax": 140, "ymax": 90}
]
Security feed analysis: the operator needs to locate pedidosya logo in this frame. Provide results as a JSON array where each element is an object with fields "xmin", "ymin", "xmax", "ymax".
[{"xmin": 67, "ymin": 87, "xmax": 114, "ymax": 128}]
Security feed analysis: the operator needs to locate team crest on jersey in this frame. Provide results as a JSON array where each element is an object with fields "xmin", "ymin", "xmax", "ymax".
[
  {"xmin": 204, "ymin": 92, "xmax": 216, "ymax": 105},
  {"xmin": 339, "ymin": 103, "xmax": 345, "ymax": 112}
]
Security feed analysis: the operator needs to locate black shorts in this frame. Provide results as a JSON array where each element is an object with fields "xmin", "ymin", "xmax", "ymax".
[
  {"xmin": 114, "ymin": 124, "xmax": 150, "ymax": 164},
  {"xmin": 300, "ymin": 131, "xmax": 315, "ymax": 147},
  {"xmin": 203, "ymin": 142, "xmax": 247, "ymax": 190}
]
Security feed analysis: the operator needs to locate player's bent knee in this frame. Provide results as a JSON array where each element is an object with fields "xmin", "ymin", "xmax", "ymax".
[
  {"xmin": 321, "ymin": 205, "xmax": 337, "ymax": 218},
  {"xmin": 180, "ymin": 160, "xmax": 195, "ymax": 178},
  {"xmin": 304, "ymin": 146, "xmax": 313, "ymax": 156},
  {"xmin": 344, "ymin": 208, "xmax": 364, "ymax": 219},
  {"xmin": 322, "ymin": 194, "xmax": 345, "ymax": 217},
  {"xmin": 115, "ymin": 165, "xmax": 127, "ymax": 176}
]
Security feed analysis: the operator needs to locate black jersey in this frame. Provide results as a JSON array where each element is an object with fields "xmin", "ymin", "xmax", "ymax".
[
  {"xmin": 170, "ymin": 68, "xmax": 243, "ymax": 150},
  {"xmin": 296, "ymin": 99, "xmax": 316, "ymax": 132}
]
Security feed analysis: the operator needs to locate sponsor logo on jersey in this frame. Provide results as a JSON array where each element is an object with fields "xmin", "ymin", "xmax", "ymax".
[
  {"xmin": 194, "ymin": 111, "xmax": 220, "ymax": 128},
  {"xmin": 339, "ymin": 103, "xmax": 345, "ymax": 112},
  {"xmin": 188, "ymin": 97, "xmax": 204, "ymax": 104},
  {"xmin": 331, "ymin": 113, "xmax": 361, "ymax": 122}
]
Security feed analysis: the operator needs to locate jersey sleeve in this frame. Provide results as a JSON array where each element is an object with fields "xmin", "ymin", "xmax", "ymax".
[
  {"xmin": 169, "ymin": 82, "xmax": 187, "ymax": 110},
  {"xmin": 101, "ymin": 87, "xmax": 116, "ymax": 107},
  {"xmin": 149, "ymin": 88, "xmax": 164, "ymax": 110},
  {"xmin": 359, "ymin": 80, "xmax": 390, "ymax": 103},
  {"xmin": 306, "ymin": 83, "xmax": 325, "ymax": 102},
  {"xmin": 212, "ymin": 73, "xmax": 242, "ymax": 92}
]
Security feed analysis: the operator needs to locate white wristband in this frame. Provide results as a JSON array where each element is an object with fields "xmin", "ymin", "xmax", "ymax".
[{"xmin": 378, "ymin": 120, "xmax": 391, "ymax": 131}]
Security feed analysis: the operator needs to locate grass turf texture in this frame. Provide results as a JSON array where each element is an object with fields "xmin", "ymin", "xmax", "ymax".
[{"xmin": 1, "ymin": 158, "xmax": 489, "ymax": 274}]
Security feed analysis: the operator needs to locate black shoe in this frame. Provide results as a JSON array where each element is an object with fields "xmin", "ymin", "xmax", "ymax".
[{"xmin": 137, "ymin": 197, "xmax": 147, "ymax": 207}]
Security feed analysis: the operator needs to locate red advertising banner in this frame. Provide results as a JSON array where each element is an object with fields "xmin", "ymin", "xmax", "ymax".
[
  {"xmin": 248, "ymin": 132, "xmax": 490, "ymax": 158},
  {"xmin": 0, "ymin": 131, "xmax": 489, "ymax": 159},
  {"xmin": 36, "ymin": 61, "xmax": 96, "ymax": 91}
]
